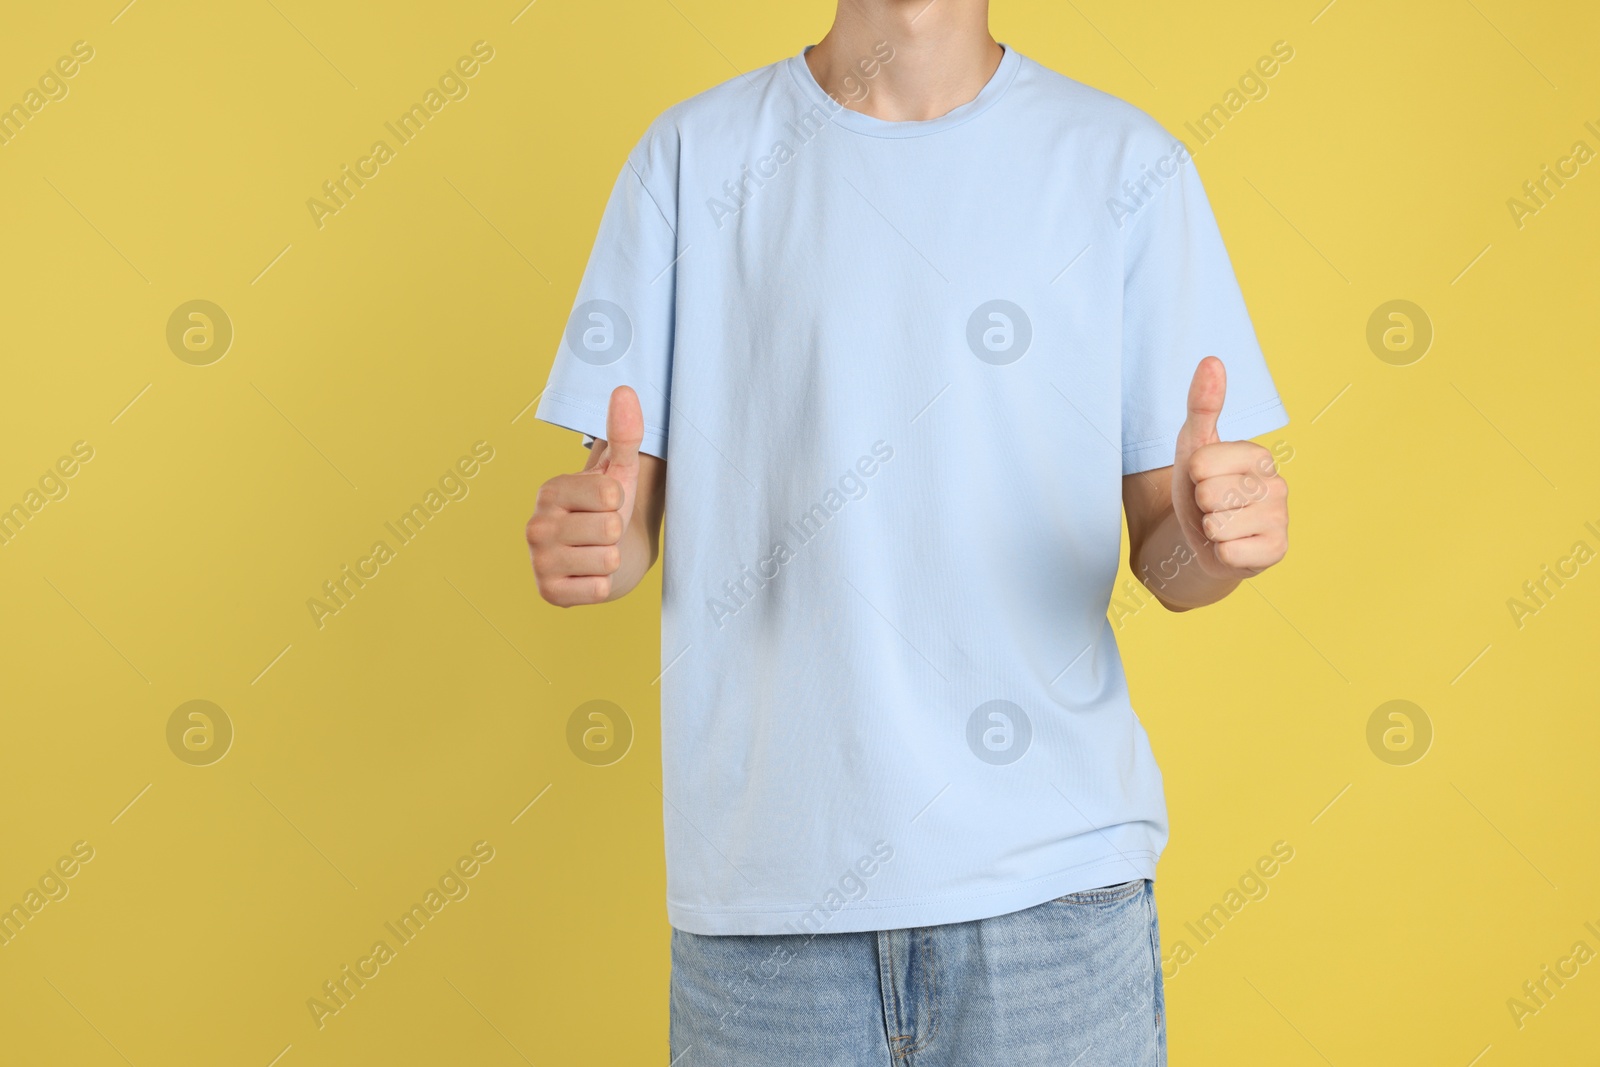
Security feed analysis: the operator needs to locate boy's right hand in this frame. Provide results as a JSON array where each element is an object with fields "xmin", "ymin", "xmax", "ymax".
[{"xmin": 527, "ymin": 386, "xmax": 645, "ymax": 606}]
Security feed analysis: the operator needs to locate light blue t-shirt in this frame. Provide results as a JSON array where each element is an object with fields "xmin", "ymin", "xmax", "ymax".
[{"xmin": 537, "ymin": 44, "xmax": 1289, "ymax": 935}]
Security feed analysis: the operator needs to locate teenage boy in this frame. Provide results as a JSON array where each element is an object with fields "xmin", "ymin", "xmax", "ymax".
[{"xmin": 528, "ymin": 2, "xmax": 1290, "ymax": 1062}]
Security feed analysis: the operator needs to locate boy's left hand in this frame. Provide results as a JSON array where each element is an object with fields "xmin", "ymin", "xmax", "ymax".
[{"xmin": 1169, "ymin": 356, "xmax": 1290, "ymax": 580}]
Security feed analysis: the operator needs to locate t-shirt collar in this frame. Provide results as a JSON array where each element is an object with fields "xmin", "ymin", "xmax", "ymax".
[{"xmin": 785, "ymin": 43, "xmax": 1022, "ymax": 139}]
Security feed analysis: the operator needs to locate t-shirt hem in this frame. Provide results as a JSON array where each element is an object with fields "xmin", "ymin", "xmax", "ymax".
[
  {"xmin": 1122, "ymin": 396, "xmax": 1289, "ymax": 476},
  {"xmin": 665, "ymin": 850, "xmax": 1159, "ymax": 936},
  {"xmin": 534, "ymin": 389, "xmax": 668, "ymax": 460}
]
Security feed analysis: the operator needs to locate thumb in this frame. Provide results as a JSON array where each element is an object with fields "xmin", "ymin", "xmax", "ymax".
[
  {"xmin": 602, "ymin": 385, "xmax": 644, "ymax": 468},
  {"xmin": 1179, "ymin": 356, "xmax": 1226, "ymax": 451},
  {"xmin": 594, "ymin": 385, "xmax": 644, "ymax": 527}
]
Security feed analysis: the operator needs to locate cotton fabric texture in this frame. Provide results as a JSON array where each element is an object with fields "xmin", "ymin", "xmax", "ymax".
[{"xmin": 536, "ymin": 44, "xmax": 1289, "ymax": 935}]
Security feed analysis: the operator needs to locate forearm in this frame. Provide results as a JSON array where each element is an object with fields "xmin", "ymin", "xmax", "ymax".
[{"xmin": 1130, "ymin": 505, "xmax": 1241, "ymax": 611}]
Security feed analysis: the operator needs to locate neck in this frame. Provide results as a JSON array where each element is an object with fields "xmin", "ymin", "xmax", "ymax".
[{"xmin": 805, "ymin": 0, "xmax": 1002, "ymax": 122}]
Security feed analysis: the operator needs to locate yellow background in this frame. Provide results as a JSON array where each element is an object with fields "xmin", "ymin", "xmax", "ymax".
[{"xmin": 1, "ymin": 0, "xmax": 1596, "ymax": 1063}]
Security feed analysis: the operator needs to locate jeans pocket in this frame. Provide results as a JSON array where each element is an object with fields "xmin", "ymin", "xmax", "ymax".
[{"xmin": 1051, "ymin": 877, "xmax": 1146, "ymax": 905}]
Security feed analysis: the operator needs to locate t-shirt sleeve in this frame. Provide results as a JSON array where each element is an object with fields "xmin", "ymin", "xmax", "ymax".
[
  {"xmin": 1120, "ymin": 149, "xmax": 1289, "ymax": 475},
  {"xmin": 535, "ymin": 136, "xmax": 678, "ymax": 460}
]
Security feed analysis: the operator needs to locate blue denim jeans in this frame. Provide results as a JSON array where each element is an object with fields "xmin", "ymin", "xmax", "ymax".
[{"xmin": 670, "ymin": 878, "xmax": 1164, "ymax": 1065}]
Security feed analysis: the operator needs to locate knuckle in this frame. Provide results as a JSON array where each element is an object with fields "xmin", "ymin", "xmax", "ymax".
[
  {"xmin": 530, "ymin": 551, "xmax": 555, "ymax": 582},
  {"xmin": 535, "ymin": 480, "xmax": 564, "ymax": 512}
]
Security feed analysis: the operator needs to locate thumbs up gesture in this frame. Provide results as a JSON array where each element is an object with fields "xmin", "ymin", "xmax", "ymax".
[
  {"xmin": 1170, "ymin": 357, "xmax": 1289, "ymax": 580},
  {"xmin": 527, "ymin": 386, "xmax": 648, "ymax": 606}
]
